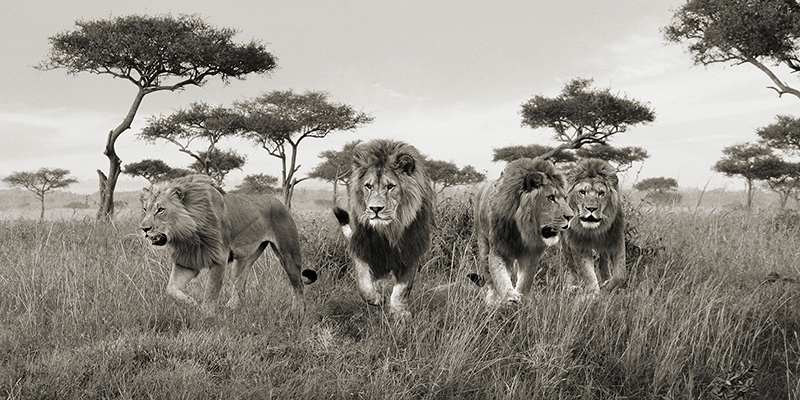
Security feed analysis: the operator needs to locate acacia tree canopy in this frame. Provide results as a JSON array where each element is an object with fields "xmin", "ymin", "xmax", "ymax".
[
  {"xmin": 492, "ymin": 144, "xmax": 577, "ymax": 164},
  {"xmin": 575, "ymin": 145, "xmax": 650, "ymax": 172},
  {"xmin": 123, "ymin": 159, "xmax": 191, "ymax": 183},
  {"xmin": 756, "ymin": 114, "xmax": 800, "ymax": 156},
  {"xmin": 713, "ymin": 142, "xmax": 785, "ymax": 208},
  {"xmin": 38, "ymin": 14, "xmax": 276, "ymax": 219},
  {"xmin": 235, "ymin": 90, "xmax": 373, "ymax": 209},
  {"xmin": 188, "ymin": 148, "xmax": 246, "ymax": 186},
  {"xmin": 520, "ymin": 78, "xmax": 655, "ymax": 160},
  {"xmin": 663, "ymin": 0, "xmax": 800, "ymax": 99}
]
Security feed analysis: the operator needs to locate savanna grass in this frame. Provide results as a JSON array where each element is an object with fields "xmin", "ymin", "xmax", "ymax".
[{"xmin": 0, "ymin": 199, "xmax": 799, "ymax": 399}]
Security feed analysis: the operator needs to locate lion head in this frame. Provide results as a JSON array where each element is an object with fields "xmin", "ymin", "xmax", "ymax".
[
  {"xmin": 139, "ymin": 175, "xmax": 224, "ymax": 255},
  {"xmin": 349, "ymin": 139, "xmax": 433, "ymax": 245},
  {"xmin": 491, "ymin": 158, "xmax": 574, "ymax": 249},
  {"xmin": 567, "ymin": 158, "xmax": 620, "ymax": 232}
]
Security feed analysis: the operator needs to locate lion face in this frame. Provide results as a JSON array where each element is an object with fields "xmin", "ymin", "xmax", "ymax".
[
  {"xmin": 139, "ymin": 184, "xmax": 197, "ymax": 247},
  {"xmin": 570, "ymin": 181, "xmax": 612, "ymax": 229},
  {"xmin": 359, "ymin": 169, "xmax": 401, "ymax": 227},
  {"xmin": 516, "ymin": 175, "xmax": 574, "ymax": 247}
]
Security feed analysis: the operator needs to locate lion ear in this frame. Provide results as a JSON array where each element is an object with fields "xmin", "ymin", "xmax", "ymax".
[
  {"xmin": 524, "ymin": 172, "xmax": 545, "ymax": 191},
  {"xmin": 171, "ymin": 187, "xmax": 185, "ymax": 202},
  {"xmin": 607, "ymin": 173, "xmax": 619, "ymax": 189},
  {"xmin": 396, "ymin": 153, "xmax": 416, "ymax": 175}
]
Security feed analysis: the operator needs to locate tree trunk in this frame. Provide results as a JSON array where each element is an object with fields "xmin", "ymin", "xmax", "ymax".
[
  {"xmin": 745, "ymin": 178, "xmax": 754, "ymax": 209},
  {"xmin": 39, "ymin": 195, "xmax": 45, "ymax": 220},
  {"xmin": 332, "ymin": 180, "xmax": 338, "ymax": 205},
  {"xmin": 283, "ymin": 143, "xmax": 300, "ymax": 210},
  {"xmin": 97, "ymin": 88, "xmax": 147, "ymax": 219}
]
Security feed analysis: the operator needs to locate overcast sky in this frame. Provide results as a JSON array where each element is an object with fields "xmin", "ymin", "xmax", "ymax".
[{"xmin": 1, "ymin": 0, "xmax": 798, "ymax": 194}]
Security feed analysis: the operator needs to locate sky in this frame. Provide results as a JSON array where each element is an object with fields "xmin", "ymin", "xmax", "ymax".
[{"xmin": 1, "ymin": 0, "xmax": 798, "ymax": 195}]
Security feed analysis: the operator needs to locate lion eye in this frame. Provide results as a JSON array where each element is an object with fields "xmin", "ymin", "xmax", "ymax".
[
  {"xmin": 547, "ymin": 194, "xmax": 556, "ymax": 202},
  {"xmin": 386, "ymin": 184, "xmax": 396, "ymax": 190},
  {"xmin": 579, "ymin": 190, "xmax": 586, "ymax": 195},
  {"xmin": 365, "ymin": 183, "xmax": 373, "ymax": 190},
  {"xmin": 156, "ymin": 207, "xmax": 165, "ymax": 215},
  {"xmin": 598, "ymin": 191, "xmax": 605, "ymax": 197}
]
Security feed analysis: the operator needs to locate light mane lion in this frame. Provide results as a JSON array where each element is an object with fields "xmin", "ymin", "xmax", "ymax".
[
  {"xmin": 332, "ymin": 139, "xmax": 434, "ymax": 321},
  {"xmin": 471, "ymin": 158, "xmax": 574, "ymax": 305},
  {"xmin": 139, "ymin": 174, "xmax": 317, "ymax": 313},
  {"xmin": 562, "ymin": 158, "xmax": 626, "ymax": 293}
]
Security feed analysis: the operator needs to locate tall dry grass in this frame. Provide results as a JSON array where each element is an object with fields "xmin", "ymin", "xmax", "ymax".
[{"xmin": 0, "ymin": 198, "xmax": 799, "ymax": 399}]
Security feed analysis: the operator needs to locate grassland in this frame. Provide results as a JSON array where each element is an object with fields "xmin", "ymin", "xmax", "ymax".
[{"xmin": 1, "ymin": 195, "xmax": 800, "ymax": 399}]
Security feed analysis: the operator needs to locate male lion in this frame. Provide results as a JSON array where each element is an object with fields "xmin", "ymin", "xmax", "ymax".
[
  {"xmin": 332, "ymin": 139, "xmax": 434, "ymax": 321},
  {"xmin": 472, "ymin": 158, "xmax": 574, "ymax": 305},
  {"xmin": 139, "ymin": 174, "xmax": 317, "ymax": 313},
  {"xmin": 562, "ymin": 158, "xmax": 626, "ymax": 293}
]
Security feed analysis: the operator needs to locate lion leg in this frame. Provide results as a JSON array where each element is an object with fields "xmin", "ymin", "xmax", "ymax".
[
  {"xmin": 353, "ymin": 257, "xmax": 382, "ymax": 306},
  {"xmin": 389, "ymin": 267, "xmax": 415, "ymax": 321},
  {"xmin": 201, "ymin": 263, "xmax": 225, "ymax": 315},
  {"xmin": 576, "ymin": 255, "xmax": 600, "ymax": 293},
  {"xmin": 166, "ymin": 264, "xmax": 200, "ymax": 307},
  {"xmin": 268, "ymin": 241, "xmax": 307, "ymax": 306},
  {"xmin": 487, "ymin": 251, "xmax": 520, "ymax": 304},
  {"xmin": 515, "ymin": 252, "xmax": 542, "ymax": 297},
  {"xmin": 600, "ymin": 242, "xmax": 627, "ymax": 292},
  {"xmin": 226, "ymin": 245, "xmax": 266, "ymax": 309}
]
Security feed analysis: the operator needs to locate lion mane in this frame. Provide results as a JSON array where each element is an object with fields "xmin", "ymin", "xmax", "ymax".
[
  {"xmin": 562, "ymin": 158, "xmax": 626, "ymax": 292},
  {"xmin": 472, "ymin": 158, "xmax": 574, "ymax": 304},
  {"xmin": 139, "ymin": 174, "xmax": 316, "ymax": 313},
  {"xmin": 332, "ymin": 139, "xmax": 434, "ymax": 320}
]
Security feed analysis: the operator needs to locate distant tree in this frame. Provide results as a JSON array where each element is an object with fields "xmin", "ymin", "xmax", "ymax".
[
  {"xmin": 123, "ymin": 159, "xmax": 191, "ymax": 184},
  {"xmin": 520, "ymin": 78, "xmax": 655, "ymax": 160},
  {"xmin": 3, "ymin": 168, "xmax": 77, "ymax": 219},
  {"xmin": 634, "ymin": 176, "xmax": 681, "ymax": 206},
  {"xmin": 756, "ymin": 115, "xmax": 800, "ymax": 156},
  {"xmin": 188, "ymin": 148, "xmax": 246, "ymax": 186},
  {"xmin": 307, "ymin": 140, "xmax": 362, "ymax": 205},
  {"xmin": 139, "ymin": 102, "xmax": 244, "ymax": 177},
  {"xmin": 37, "ymin": 14, "xmax": 276, "ymax": 219},
  {"xmin": 233, "ymin": 173, "xmax": 279, "ymax": 195},
  {"xmin": 663, "ymin": 0, "xmax": 800, "ymax": 100},
  {"xmin": 423, "ymin": 159, "xmax": 486, "ymax": 194},
  {"xmin": 575, "ymin": 144, "xmax": 650, "ymax": 172},
  {"xmin": 492, "ymin": 144, "xmax": 577, "ymax": 164},
  {"xmin": 763, "ymin": 161, "xmax": 800, "ymax": 209},
  {"xmin": 235, "ymin": 90, "xmax": 373, "ymax": 209},
  {"xmin": 713, "ymin": 143, "xmax": 785, "ymax": 209}
]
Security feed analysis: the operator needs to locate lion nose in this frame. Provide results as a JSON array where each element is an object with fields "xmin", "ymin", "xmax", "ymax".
[
  {"xmin": 563, "ymin": 214, "xmax": 573, "ymax": 222},
  {"xmin": 141, "ymin": 226, "xmax": 151, "ymax": 233},
  {"xmin": 369, "ymin": 206, "xmax": 384, "ymax": 215},
  {"xmin": 585, "ymin": 206, "xmax": 598, "ymax": 213}
]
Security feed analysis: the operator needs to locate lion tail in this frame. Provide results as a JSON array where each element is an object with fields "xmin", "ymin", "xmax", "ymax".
[{"xmin": 332, "ymin": 206, "xmax": 352, "ymax": 239}]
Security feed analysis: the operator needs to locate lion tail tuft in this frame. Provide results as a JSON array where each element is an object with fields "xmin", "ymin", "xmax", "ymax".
[
  {"xmin": 302, "ymin": 269, "xmax": 318, "ymax": 284},
  {"xmin": 332, "ymin": 207, "xmax": 352, "ymax": 238}
]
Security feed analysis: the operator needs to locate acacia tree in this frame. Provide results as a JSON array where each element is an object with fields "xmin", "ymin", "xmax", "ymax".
[
  {"xmin": 492, "ymin": 144, "xmax": 577, "ymax": 165},
  {"xmin": 307, "ymin": 140, "xmax": 362, "ymax": 205},
  {"xmin": 755, "ymin": 115, "xmax": 800, "ymax": 208},
  {"xmin": 575, "ymin": 144, "xmax": 650, "ymax": 172},
  {"xmin": 139, "ymin": 102, "xmax": 243, "ymax": 179},
  {"xmin": 187, "ymin": 148, "xmax": 246, "ymax": 186},
  {"xmin": 3, "ymin": 168, "xmax": 77, "ymax": 219},
  {"xmin": 764, "ymin": 161, "xmax": 800, "ymax": 208},
  {"xmin": 37, "ymin": 14, "xmax": 276, "ymax": 218},
  {"xmin": 422, "ymin": 159, "xmax": 486, "ymax": 194},
  {"xmin": 633, "ymin": 177, "xmax": 681, "ymax": 206},
  {"xmin": 122, "ymin": 159, "xmax": 191, "ymax": 184},
  {"xmin": 520, "ymin": 78, "xmax": 655, "ymax": 160},
  {"xmin": 233, "ymin": 173, "xmax": 279, "ymax": 195},
  {"xmin": 713, "ymin": 142, "xmax": 785, "ymax": 208},
  {"xmin": 235, "ymin": 90, "xmax": 373, "ymax": 209},
  {"xmin": 664, "ymin": 0, "xmax": 800, "ymax": 99}
]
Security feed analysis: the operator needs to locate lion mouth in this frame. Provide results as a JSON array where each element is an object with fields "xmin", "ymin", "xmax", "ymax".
[
  {"xmin": 146, "ymin": 233, "xmax": 167, "ymax": 246},
  {"xmin": 541, "ymin": 226, "xmax": 559, "ymax": 238},
  {"xmin": 580, "ymin": 216, "xmax": 602, "ymax": 223}
]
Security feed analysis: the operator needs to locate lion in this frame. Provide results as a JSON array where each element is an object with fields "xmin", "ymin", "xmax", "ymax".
[
  {"xmin": 471, "ymin": 158, "xmax": 574, "ymax": 305},
  {"xmin": 139, "ymin": 174, "xmax": 317, "ymax": 314},
  {"xmin": 332, "ymin": 139, "xmax": 434, "ymax": 321},
  {"xmin": 562, "ymin": 158, "xmax": 626, "ymax": 293}
]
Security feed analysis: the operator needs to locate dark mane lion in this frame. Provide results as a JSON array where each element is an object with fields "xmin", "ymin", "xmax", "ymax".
[
  {"xmin": 562, "ymin": 158, "xmax": 626, "ymax": 292},
  {"xmin": 139, "ymin": 174, "xmax": 317, "ymax": 314},
  {"xmin": 472, "ymin": 158, "xmax": 574, "ymax": 304},
  {"xmin": 332, "ymin": 139, "xmax": 434, "ymax": 321}
]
